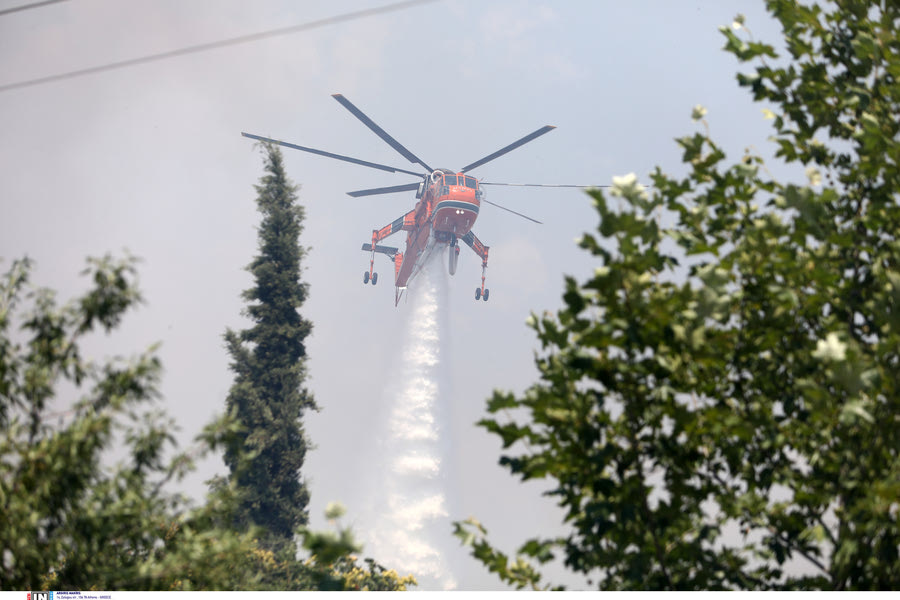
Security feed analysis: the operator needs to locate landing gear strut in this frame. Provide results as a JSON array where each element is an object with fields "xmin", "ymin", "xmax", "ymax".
[
  {"xmin": 476, "ymin": 256, "xmax": 489, "ymax": 301},
  {"xmin": 460, "ymin": 231, "xmax": 490, "ymax": 303},
  {"xmin": 363, "ymin": 230, "xmax": 381, "ymax": 285}
]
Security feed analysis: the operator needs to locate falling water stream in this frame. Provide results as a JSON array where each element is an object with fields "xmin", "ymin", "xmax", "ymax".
[{"xmin": 363, "ymin": 253, "xmax": 457, "ymax": 590}]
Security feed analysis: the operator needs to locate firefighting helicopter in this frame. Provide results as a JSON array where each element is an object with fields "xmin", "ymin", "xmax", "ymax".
[{"xmin": 242, "ymin": 94, "xmax": 583, "ymax": 305}]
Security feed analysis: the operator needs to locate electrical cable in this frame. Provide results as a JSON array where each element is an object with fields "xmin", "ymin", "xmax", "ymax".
[
  {"xmin": 0, "ymin": 0, "xmax": 67, "ymax": 17},
  {"xmin": 0, "ymin": 0, "xmax": 436, "ymax": 93}
]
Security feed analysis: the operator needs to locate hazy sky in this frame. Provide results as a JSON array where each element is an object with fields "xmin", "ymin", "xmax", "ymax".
[{"xmin": 0, "ymin": 0, "xmax": 787, "ymax": 589}]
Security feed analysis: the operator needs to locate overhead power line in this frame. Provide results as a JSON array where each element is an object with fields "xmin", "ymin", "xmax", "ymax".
[
  {"xmin": 0, "ymin": 0, "xmax": 436, "ymax": 94},
  {"xmin": 0, "ymin": 0, "xmax": 68, "ymax": 17}
]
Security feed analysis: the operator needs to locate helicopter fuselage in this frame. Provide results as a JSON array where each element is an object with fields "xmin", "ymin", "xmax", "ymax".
[
  {"xmin": 390, "ymin": 170, "xmax": 483, "ymax": 293},
  {"xmin": 427, "ymin": 169, "xmax": 482, "ymax": 238}
]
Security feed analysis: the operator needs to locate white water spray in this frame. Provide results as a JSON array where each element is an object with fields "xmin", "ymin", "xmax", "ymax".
[{"xmin": 363, "ymin": 253, "xmax": 457, "ymax": 590}]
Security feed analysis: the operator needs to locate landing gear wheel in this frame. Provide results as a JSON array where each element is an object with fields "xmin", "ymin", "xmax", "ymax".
[
  {"xmin": 483, "ymin": 289, "xmax": 490, "ymax": 301},
  {"xmin": 363, "ymin": 271, "xmax": 370, "ymax": 284},
  {"xmin": 475, "ymin": 287, "xmax": 481, "ymax": 300},
  {"xmin": 371, "ymin": 272, "xmax": 378, "ymax": 285}
]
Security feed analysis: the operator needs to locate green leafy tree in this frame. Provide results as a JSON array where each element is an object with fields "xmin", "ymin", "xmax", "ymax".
[
  {"xmin": 223, "ymin": 142, "xmax": 316, "ymax": 555},
  {"xmin": 0, "ymin": 255, "xmax": 262, "ymax": 589},
  {"xmin": 457, "ymin": 0, "xmax": 900, "ymax": 590},
  {"xmin": 0, "ymin": 256, "xmax": 413, "ymax": 590}
]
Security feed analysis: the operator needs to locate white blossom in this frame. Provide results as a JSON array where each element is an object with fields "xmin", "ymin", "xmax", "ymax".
[
  {"xmin": 812, "ymin": 332, "xmax": 846, "ymax": 362},
  {"xmin": 610, "ymin": 172, "xmax": 647, "ymax": 199},
  {"xmin": 806, "ymin": 166, "xmax": 822, "ymax": 187},
  {"xmin": 691, "ymin": 104, "xmax": 708, "ymax": 121},
  {"xmin": 325, "ymin": 501, "xmax": 347, "ymax": 520}
]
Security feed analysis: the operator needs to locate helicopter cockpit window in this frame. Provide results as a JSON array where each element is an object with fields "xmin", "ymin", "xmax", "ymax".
[
  {"xmin": 464, "ymin": 176, "xmax": 477, "ymax": 189},
  {"xmin": 444, "ymin": 175, "xmax": 458, "ymax": 186}
]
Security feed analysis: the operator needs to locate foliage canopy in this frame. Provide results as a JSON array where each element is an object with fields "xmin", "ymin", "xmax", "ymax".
[
  {"xmin": 457, "ymin": 0, "xmax": 900, "ymax": 590},
  {"xmin": 223, "ymin": 143, "xmax": 317, "ymax": 555},
  {"xmin": 0, "ymin": 256, "xmax": 413, "ymax": 591},
  {"xmin": 0, "ymin": 146, "xmax": 414, "ymax": 590}
]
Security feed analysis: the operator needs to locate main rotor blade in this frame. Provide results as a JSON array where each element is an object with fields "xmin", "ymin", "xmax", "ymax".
[
  {"xmin": 461, "ymin": 125, "xmax": 556, "ymax": 173},
  {"xmin": 241, "ymin": 132, "xmax": 423, "ymax": 177},
  {"xmin": 332, "ymin": 94, "xmax": 433, "ymax": 172},
  {"xmin": 347, "ymin": 182, "xmax": 420, "ymax": 197},
  {"xmin": 480, "ymin": 182, "xmax": 608, "ymax": 188},
  {"xmin": 483, "ymin": 199, "xmax": 542, "ymax": 224}
]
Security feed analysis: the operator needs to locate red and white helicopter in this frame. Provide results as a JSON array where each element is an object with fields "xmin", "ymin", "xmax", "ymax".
[{"xmin": 243, "ymin": 94, "xmax": 581, "ymax": 305}]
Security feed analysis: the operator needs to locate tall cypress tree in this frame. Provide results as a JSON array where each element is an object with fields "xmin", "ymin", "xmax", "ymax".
[{"xmin": 224, "ymin": 143, "xmax": 316, "ymax": 555}]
